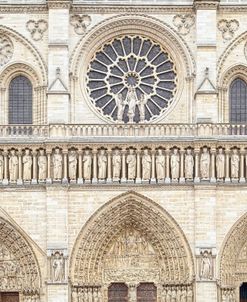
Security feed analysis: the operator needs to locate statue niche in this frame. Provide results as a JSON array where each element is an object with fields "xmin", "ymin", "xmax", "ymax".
[{"xmin": 103, "ymin": 228, "xmax": 160, "ymax": 283}]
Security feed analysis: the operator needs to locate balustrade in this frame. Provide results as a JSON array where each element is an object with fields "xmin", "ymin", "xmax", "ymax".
[{"xmin": 0, "ymin": 143, "xmax": 245, "ymax": 185}]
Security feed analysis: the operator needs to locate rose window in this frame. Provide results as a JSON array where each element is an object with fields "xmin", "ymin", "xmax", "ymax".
[
  {"xmin": 86, "ymin": 35, "xmax": 177, "ymax": 123},
  {"xmin": 0, "ymin": 35, "xmax": 13, "ymax": 66}
]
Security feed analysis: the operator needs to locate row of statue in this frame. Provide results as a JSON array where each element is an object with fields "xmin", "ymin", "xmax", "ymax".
[
  {"xmin": 222, "ymin": 289, "xmax": 236, "ymax": 302},
  {"xmin": 0, "ymin": 146, "xmax": 245, "ymax": 183},
  {"xmin": 160, "ymin": 285, "xmax": 193, "ymax": 302},
  {"xmin": 72, "ymin": 287, "xmax": 101, "ymax": 302}
]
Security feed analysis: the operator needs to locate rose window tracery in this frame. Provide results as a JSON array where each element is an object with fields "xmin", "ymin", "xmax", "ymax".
[
  {"xmin": 0, "ymin": 35, "xmax": 13, "ymax": 66},
  {"xmin": 86, "ymin": 35, "xmax": 177, "ymax": 123}
]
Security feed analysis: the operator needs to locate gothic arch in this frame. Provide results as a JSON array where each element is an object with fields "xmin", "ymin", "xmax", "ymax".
[
  {"xmin": 0, "ymin": 215, "xmax": 42, "ymax": 293},
  {"xmin": 219, "ymin": 212, "xmax": 247, "ymax": 288},
  {"xmin": 70, "ymin": 191, "xmax": 194, "ymax": 287},
  {"xmin": 69, "ymin": 14, "xmax": 195, "ymax": 123}
]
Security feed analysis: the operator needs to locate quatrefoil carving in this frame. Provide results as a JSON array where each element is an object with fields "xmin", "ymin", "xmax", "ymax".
[
  {"xmin": 218, "ymin": 19, "xmax": 239, "ymax": 40},
  {"xmin": 26, "ymin": 19, "xmax": 48, "ymax": 41},
  {"xmin": 70, "ymin": 14, "xmax": 92, "ymax": 35}
]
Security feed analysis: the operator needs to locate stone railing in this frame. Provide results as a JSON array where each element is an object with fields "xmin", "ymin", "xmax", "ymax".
[
  {"xmin": 1, "ymin": 123, "xmax": 247, "ymax": 139},
  {"xmin": 0, "ymin": 142, "xmax": 247, "ymax": 185}
]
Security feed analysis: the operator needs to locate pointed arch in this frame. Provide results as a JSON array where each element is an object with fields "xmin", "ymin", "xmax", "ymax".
[
  {"xmin": 0, "ymin": 216, "xmax": 41, "ymax": 292},
  {"xmin": 219, "ymin": 212, "xmax": 247, "ymax": 288},
  {"xmin": 70, "ymin": 191, "xmax": 194, "ymax": 286}
]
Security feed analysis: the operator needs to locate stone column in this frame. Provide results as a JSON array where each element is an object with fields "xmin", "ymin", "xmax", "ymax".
[
  {"xmin": 46, "ymin": 149, "xmax": 52, "ymax": 184},
  {"xmin": 62, "ymin": 149, "xmax": 68, "ymax": 184},
  {"xmin": 194, "ymin": 148, "xmax": 200, "ymax": 182},
  {"xmin": 32, "ymin": 150, "xmax": 38, "ymax": 184},
  {"xmin": 92, "ymin": 149, "xmax": 98, "ymax": 184},
  {"xmin": 17, "ymin": 149, "xmax": 23, "ymax": 185},
  {"xmin": 3, "ymin": 149, "xmax": 8, "ymax": 185},
  {"xmin": 240, "ymin": 148, "xmax": 246, "ymax": 183},
  {"xmin": 165, "ymin": 149, "xmax": 171, "ymax": 183},
  {"xmin": 77, "ymin": 149, "xmax": 83, "ymax": 184},
  {"xmin": 106, "ymin": 150, "xmax": 112, "ymax": 183},
  {"xmin": 136, "ymin": 150, "xmax": 141, "ymax": 184},
  {"xmin": 179, "ymin": 148, "xmax": 185, "ymax": 183},
  {"xmin": 128, "ymin": 284, "xmax": 137, "ymax": 302},
  {"xmin": 150, "ymin": 149, "xmax": 156, "ymax": 184},
  {"xmin": 121, "ymin": 149, "xmax": 127, "ymax": 183},
  {"xmin": 225, "ymin": 148, "xmax": 230, "ymax": 183},
  {"xmin": 210, "ymin": 148, "xmax": 216, "ymax": 183}
]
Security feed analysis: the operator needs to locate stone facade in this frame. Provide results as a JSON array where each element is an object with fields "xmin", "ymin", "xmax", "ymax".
[{"xmin": 0, "ymin": 0, "xmax": 247, "ymax": 302}]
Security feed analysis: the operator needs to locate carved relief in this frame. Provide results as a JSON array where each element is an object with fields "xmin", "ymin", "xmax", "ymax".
[
  {"xmin": 48, "ymin": 250, "xmax": 66, "ymax": 283},
  {"xmin": 185, "ymin": 148, "xmax": 194, "ymax": 180},
  {"xmin": 216, "ymin": 147, "xmax": 225, "ymax": 181},
  {"xmin": 198, "ymin": 249, "xmax": 213, "ymax": 280},
  {"xmin": 82, "ymin": 149, "xmax": 92, "ymax": 180},
  {"xmin": 26, "ymin": 20, "xmax": 48, "ymax": 41},
  {"xmin": 161, "ymin": 285, "xmax": 193, "ymax": 302},
  {"xmin": 9, "ymin": 149, "xmax": 18, "ymax": 182},
  {"xmin": 171, "ymin": 147, "xmax": 180, "ymax": 181},
  {"xmin": 142, "ymin": 149, "xmax": 151, "ymax": 180},
  {"xmin": 156, "ymin": 149, "xmax": 165, "ymax": 180},
  {"xmin": 98, "ymin": 149, "xmax": 107, "ymax": 180},
  {"xmin": 218, "ymin": 19, "xmax": 239, "ymax": 40},
  {"xmin": 23, "ymin": 149, "xmax": 32, "ymax": 182},
  {"xmin": 112, "ymin": 149, "xmax": 121, "ymax": 180},
  {"xmin": 0, "ymin": 35, "xmax": 13, "ymax": 66},
  {"xmin": 70, "ymin": 15, "xmax": 91, "ymax": 35},
  {"xmin": 68, "ymin": 149, "xmax": 77, "ymax": 181},
  {"xmin": 53, "ymin": 148, "xmax": 62, "ymax": 180},
  {"xmin": 231, "ymin": 148, "xmax": 239, "ymax": 180},
  {"xmin": 173, "ymin": 14, "xmax": 195, "ymax": 35},
  {"xmin": 200, "ymin": 147, "xmax": 210, "ymax": 180},
  {"xmin": 38, "ymin": 149, "xmax": 47, "ymax": 181}
]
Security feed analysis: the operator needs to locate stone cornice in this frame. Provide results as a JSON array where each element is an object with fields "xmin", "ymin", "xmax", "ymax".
[
  {"xmin": 0, "ymin": 5, "xmax": 47, "ymax": 13},
  {"xmin": 219, "ymin": 5, "xmax": 247, "ymax": 13},
  {"xmin": 47, "ymin": 0, "xmax": 71, "ymax": 9},
  {"xmin": 193, "ymin": 0, "xmax": 220, "ymax": 10}
]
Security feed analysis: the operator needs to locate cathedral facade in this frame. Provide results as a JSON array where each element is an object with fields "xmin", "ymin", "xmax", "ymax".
[{"xmin": 0, "ymin": 0, "xmax": 247, "ymax": 301}]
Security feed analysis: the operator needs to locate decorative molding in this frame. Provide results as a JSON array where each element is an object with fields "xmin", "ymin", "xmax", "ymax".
[
  {"xmin": 0, "ymin": 5, "xmax": 47, "ymax": 14},
  {"xmin": 218, "ymin": 19, "xmax": 239, "ymax": 41},
  {"xmin": 26, "ymin": 19, "xmax": 48, "ymax": 41},
  {"xmin": 0, "ymin": 35, "xmax": 13, "ymax": 66},
  {"xmin": 173, "ymin": 14, "xmax": 195, "ymax": 35},
  {"xmin": 47, "ymin": 0, "xmax": 71, "ymax": 9},
  {"xmin": 193, "ymin": 0, "xmax": 220, "ymax": 10},
  {"xmin": 70, "ymin": 14, "xmax": 91, "ymax": 35}
]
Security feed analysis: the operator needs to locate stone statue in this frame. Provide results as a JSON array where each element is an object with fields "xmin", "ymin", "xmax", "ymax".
[
  {"xmin": 187, "ymin": 287, "xmax": 193, "ymax": 302},
  {"xmin": 171, "ymin": 148, "xmax": 180, "ymax": 180},
  {"xmin": 156, "ymin": 149, "xmax": 165, "ymax": 180},
  {"xmin": 166, "ymin": 287, "xmax": 172, "ymax": 302},
  {"xmin": 200, "ymin": 147, "xmax": 210, "ymax": 180},
  {"xmin": 112, "ymin": 149, "xmax": 121, "ymax": 179},
  {"xmin": 200, "ymin": 250, "xmax": 212, "ymax": 280},
  {"xmin": 115, "ymin": 93, "xmax": 125, "ymax": 122},
  {"xmin": 23, "ymin": 149, "xmax": 32, "ymax": 181},
  {"xmin": 160, "ymin": 287, "xmax": 166, "ymax": 302},
  {"xmin": 126, "ymin": 149, "xmax": 136, "ymax": 180},
  {"xmin": 98, "ymin": 149, "xmax": 107, "ymax": 179},
  {"xmin": 126, "ymin": 87, "xmax": 138, "ymax": 123},
  {"xmin": 9, "ymin": 149, "xmax": 18, "ymax": 182},
  {"xmin": 68, "ymin": 150, "xmax": 77, "ymax": 180},
  {"xmin": 185, "ymin": 148, "xmax": 194, "ymax": 180},
  {"xmin": 138, "ymin": 93, "xmax": 148, "ymax": 122},
  {"xmin": 231, "ymin": 149, "xmax": 239, "ymax": 179},
  {"xmin": 53, "ymin": 148, "xmax": 62, "ymax": 180},
  {"xmin": 83, "ymin": 149, "xmax": 92, "ymax": 180},
  {"xmin": 52, "ymin": 252, "xmax": 64, "ymax": 282},
  {"xmin": 38, "ymin": 149, "xmax": 47, "ymax": 181},
  {"xmin": 180, "ymin": 287, "xmax": 187, "ymax": 302},
  {"xmin": 142, "ymin": 149, "xmax": 151, "ymax": 180},
  {"xmin": 0, "ymin": 152, "xmax": 4, "ymax": 180},
  {"xmin": 216, "ymin": 147, "xmax": 225, "ymax": 180},
  {"xmin": 171, "ymin": 286, "xmax": 177, "ymax": 302}
]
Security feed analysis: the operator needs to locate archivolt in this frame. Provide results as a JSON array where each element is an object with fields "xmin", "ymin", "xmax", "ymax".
[
  {"xmin": 70, "ymin": 191, "xmax": 194, "ymax": 285},
  {"xmin": 219, "ymin": 212, "xmax": 247, "ymax": 287},
  {"xmin": 0, "ymin": 216, "xmax": 41, "ymax": 292}
]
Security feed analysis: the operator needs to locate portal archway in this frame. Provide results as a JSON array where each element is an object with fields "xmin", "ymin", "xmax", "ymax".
[{"xmin": 70, "ymin": 191, "xmax": 194, "ymax": 301}]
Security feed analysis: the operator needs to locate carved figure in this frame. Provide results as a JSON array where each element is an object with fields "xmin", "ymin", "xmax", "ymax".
[
  {"xmin": 166, "ymin": 287, "xmax": 172, "ymax": 302},
  {"xmin": 185, "ymin": 148, "xmax": 194, "ymax": 180},
  {"xmin": 200, "ymin": 147, "xmax": 210, "ymax": 179},
  {"xmin": 69, "ymin": 150, "xmax": 77, "ymax": 180},
  {"xmin": 171, "ymin": 287, "xmax": 177, "ymax": 302},
  {"xmin": 187, "ymin": 287, "xmax": 193, "ymax": 302},
  {"xmin": 138, "ymin": 93, "xmax": 148, "ymax": 122},
  {"xmin": 9, "ymin": 149, "xmax": 18, "ymax": 182},
  {"xmin": 53, "ymin": 148, "xmax": 62, "ymax": 180},
  {"xmin": 142, "ymin": 149, "xmax": 151, "ymax": 180},
  {"xmin": 0, "ymin": 152, "xmax": 4, "ymax": 180},
  {"xmin": 98, "ymin": 149, "xmax": 107, "ymax": 179},
  {"xmin": 126, "ymin": 87, "xmax": 138, "ymax": 123},
  {"xmin": 216, "ymin": 148, "xmax": 225, "ymax": 180},
  {"xmin": 115, "ymin": 93, "xmax": 125, "ymax": 122},
  {"xmin": 38, "ymin": 149, "xmax": 47, "ymax": 181},
  {"xmin": 231, "ymin": 149, "xmax": 239, "ymax": 179},
  {"xmin": 156, "ymin": 149, "xmax": 165, "ymax": 180},
  {"xmin": 126, "ymin": 149, "xmax": 136, "ymax": 180},
  {"xmin": 22, "ymin": 149, "xmax": 32, "ymax": 181},
  {"xmin": 200, "ymin": 251, "xmax": 212, "ymax": 280},
  {"xmin": 52, "ymin": 252, "xmax": 64, "ymax": 282},
  {"xmin": 171, "ymin": 148, "xmax": 180, "ymax": 180},
  {"xmin": 180, "ymin": 287, "xmax": 187, "ymax": 302},
  {"xmin": 0, "ymin": 36, "xmax": 14, "ymax": 66},
  {"xmin": 83, "ymin": 150, "xmax": 92, "ymax": 180},
  {"xmin": 112, "ymin": 149, "xmax": 121, "ymax": 179}
]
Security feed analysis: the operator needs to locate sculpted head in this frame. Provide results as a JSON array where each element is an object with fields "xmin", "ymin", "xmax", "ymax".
[
  {"xmin": 85, "ymin": 149, "xmax": 90, "ymax": 155},
  {"xmin": 187, "ymin": 148, "xmax": 192, "ymax": 155},
  {"xmin": 157, "ymin": 148, "xmax": 162, "ymax": 155},
  {"xmin": 115, "ymin": 149, "xmax": 120, "ymax": 155},
  {"xmin": 233, "ymin": 148, "xmax": 238, "ymax": 154},
  {"xmin": 40, "ymin": 149, "xmax": 45, "ymax": 156},
  {"xmin": 55, "ymin": 148, "xmax": 60, "ymax": 154},
  {"xmin": 144, "ymin": 149, "xmax": 149, "ymax": 155},
  {"xmin": 100, "ymin": 149, "xmax": 105, "ymax": 155},
  {"xmin": 25, "ymin": 149, "xmax": 30, "ymax": 155},
  {"xmin": 129, "ymin": 148, "xmax": 134, "ymax": 155},
  {"xmin": 218, "ymin": 147, "xmax": 223, "ymax": 154},
  {"xmin": 173, "ymin": 148, "xmax": 178, "ymax": 154},
  {"xmin": 203, "ymin": 147, "xmax": 208, "ymax": 153},
  {"xmin": 10, "ymin": 149, "xmax": 15, "ymax": 155}
]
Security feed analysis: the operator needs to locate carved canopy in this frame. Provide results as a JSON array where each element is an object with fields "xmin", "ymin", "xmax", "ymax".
[
  {"xmin": 0, "ymin": 217, "xmax": 41, "ymax": 292},
  {"xmin": 70, "ymin": 191, "xmax": 194, "ymax": 286}
]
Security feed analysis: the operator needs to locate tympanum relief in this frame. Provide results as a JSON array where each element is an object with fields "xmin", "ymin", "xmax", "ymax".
[{"xmin": 103, "ymin": 228, "xmax": 160, "ymax": 283}]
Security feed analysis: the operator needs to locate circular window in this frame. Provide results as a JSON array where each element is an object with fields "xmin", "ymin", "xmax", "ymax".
[{"xmin": 86, "ymin": 35, "xmax": 177, "ymax": 123}]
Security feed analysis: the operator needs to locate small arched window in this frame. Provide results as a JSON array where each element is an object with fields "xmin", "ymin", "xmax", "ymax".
[
  {"xmin": 230, "ymin": 78, "xmax": 247, "ymax": 123},
  {"xmin": 9, "ymin": 75, "xmax": 33, "ymax": 124},
  {"xmin": 108, "ymin": 283, "xmax": 128, "ymax": 302}
]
